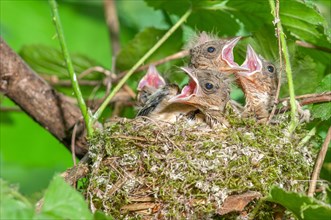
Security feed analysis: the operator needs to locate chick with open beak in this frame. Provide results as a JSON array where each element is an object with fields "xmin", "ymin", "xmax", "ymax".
[
  {"xmin": 189, "ymin": 32, "xmax": 248, "ymax": 73},
  {"xmin": 236, "ymin": 45, "xmax": 278, "ymax": 122},
  {"xmin": 136, "ymin": 70, "xmax": 196, "ymax": 123},
  {"xmin": 136, "ymin": 65, "xmax": 166, "ymax": 106},
  {"xmin": 169, "ymin": 67, "xmax": 231, "ymax": 127}
]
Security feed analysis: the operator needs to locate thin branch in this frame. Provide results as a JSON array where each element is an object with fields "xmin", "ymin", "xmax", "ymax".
[
  {"xmin": 114, "ymin": 50, "xmax": 189, "ymax": 83},
  {"xmin": 299, "ymin": 95, "xmax": 331, "ymax": 106},
  {"xmin": 298, "ymin": 126, "xmax": 317, "ymax": 148},
  {"xmin": 296, "ymin": 40, "xmax": 331, "ymax": 53},
  {"xmin": 268, "ymin": 0, "xmax": 298, "ymax": 132},
  {"xmin": 57, "ymin": 92, "xmax": 134, "ymax": 108},
  {"xmin": 308, "ymin": 127, "xmax": 331, "ymax": 197},
  {"xmin": 104, "ymin": 0, "xmax": 120, "ymax": 57},
  {"xmin": 93, "ymin": 8, "xmax": 192, "ymax": 121},
  {"xmin": 49, "ymin": 0, "xmax": 93, "ymax": 136},
  {"xmin": 71, "ymin": 123, "xmax": 78, "ymax": 166},
  {"xmin": 78, "ymin": 66, "xmax": 114, "ymax": 80},
  {"xmin": 279, "ymin": 92, "xmax": 331, "ymax": 102},
  {"xmin": 48, "ymin": 79, "xmax": 102, "ymax": 87},
  {"xmin": 45, "ymin": 49, "xmax": 189, "ymax": 87},
  {"xmin": 267, "ymin": 0, "xmax": 283, "ymax": 124},
  {"xmin": 276, "ymin": 94, "xmax": 331, "ymax": 114}
]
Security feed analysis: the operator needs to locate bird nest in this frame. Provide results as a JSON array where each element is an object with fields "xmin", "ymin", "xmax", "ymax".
[{"xmin": 85, "ymin": 111, "xmax": 318, "ymax": 219}]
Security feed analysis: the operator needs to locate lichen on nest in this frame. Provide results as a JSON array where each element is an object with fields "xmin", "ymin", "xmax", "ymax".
[{"xmin": 86, "ymin": 113, "xmax": 319, "ymax": 219}]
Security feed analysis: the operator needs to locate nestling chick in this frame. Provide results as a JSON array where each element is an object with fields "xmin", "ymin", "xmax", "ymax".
[
  {"xmin": 236, "ymin": 45, "xmax": 278, "ymax": 122},
  {"xmin": 136, "ymin": 83, "xmax": 196, "ymax": 123},
  {"xmin": 136, "ymin": 65, "xmax": 166, "ymax": 106},
  {"xmin": 189, "ymin": 32, "xmax": 248, "ymax": 72},
  {"xmin": 169, "ymin": 67, "xmax": 231, "ymax": 127}
]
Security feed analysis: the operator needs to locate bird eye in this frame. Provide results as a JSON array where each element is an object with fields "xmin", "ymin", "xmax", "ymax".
[
  {"xmin": 205, "ymin": 83, "xmax": 213, "ymax": 90},
  {"xmin": 267, "ymin": 65, "xmax": 274, "ymax": 73},
  {"xmin": 207, "ymin": 46, "xmax": 215, "ymax": 53}
]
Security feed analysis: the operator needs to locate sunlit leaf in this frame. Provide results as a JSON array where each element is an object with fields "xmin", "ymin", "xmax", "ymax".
[
  {"xmin": 19, "ymin": 45, "xmax": 104, "ymax": 80},
  {"xmin": 0, "ymin": 179, "xmax": 34, "ymax": 220},
  {"xmin": 93, "ymin": 211, "xmax": 115, "ymax": 220},
  {"xmin": 280, "ymin": 0, "xmax": 330, "ymax": 48},
  {"xmin": 225, "ymin": 0, "xmax": 272, "ymax": 33},
  {"xmin": 267, "ymin": 186, "xmax": 331, "ymax": 219},
  {"xmin": 310, "ymin": 74, "xmax": 331, "ymax": 121},
  {"xmin": 36, "ymin": 175, "xmax": 93, "ymax": 220},
  {"xmin": 145, "ymin": 0, "xmax": 239, "ymax": 35},
  {"xmin": 116, "ymin": 27, "xmax": 183, "ymax": 71}
]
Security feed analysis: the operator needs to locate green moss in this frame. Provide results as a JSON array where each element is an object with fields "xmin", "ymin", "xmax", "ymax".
[{"xmin": 86, "ymin": 115, "xmax": 321, "ymax": 219}]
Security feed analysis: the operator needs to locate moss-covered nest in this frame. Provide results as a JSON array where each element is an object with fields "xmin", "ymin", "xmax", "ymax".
[{"xmin": 86, "ymin": 112, "xmax": 319, "ymax": 219}]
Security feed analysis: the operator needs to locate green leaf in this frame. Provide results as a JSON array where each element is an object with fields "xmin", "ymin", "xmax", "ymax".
[
  {"xmin": 187, "ymin": 10, "xmax": 239, "ymax": 35},
  {"xmin": 242, "ymin": 24, "xmax": 279, "ymax": 61},
  {"xmin": 115, "ymin": 27, "xmax": 186, "ymax": 90},
  {"xmin": 280, "ymin": 0, "xmax": 330, "ymax": 48},
  {"xmin": 225, "ymin": 0, "xmax": 272, "ymax": 33},
  {"xmin": 36, "ymin": 175, "xmax": 93, "ymax": 220},
  {"xmin": 19, "ymin": 44, "xmax": 108, "ymax": 99},
  {"xmin": 310, "ymin": 75, "xmax": 331, "ymax": 121},
  {"xmin": 0, "ymin": 179, "xmax": 34, "ymax": 219},
  {"xmin": 321, "ymin": 150, "xmax": 331, "ymax": 183},
  {"xmin": 19, "ymin": 45, "xmax": 104, "ymax": 80},
  {"xmin": 311, "ymin": 102, "xmax": 331, "ymax": 121},
  {"xmin": 267, "ymin": 186, "xmax": 331, "ymax": 219},
  {"xmin": 145, "ymin": 0, "xmax": 240, "ymax": 35},
  {"xmin": 116, "ymin": 27, "xmax": 183, "ymax": 71},
  {"xmin": 93, "ymin": 211, "xmax": 115, "ymax": 220},
  {"xmin": 314, "ymin": 74, "xmax": 331, "ymax": 93}
]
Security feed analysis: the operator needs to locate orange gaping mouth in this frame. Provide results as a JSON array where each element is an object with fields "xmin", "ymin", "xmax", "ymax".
[
  {"xmin": 221, "ymin": 37, "xmax": 249, "ymax": 71},
  {"xmin": 168, "ymin": 67, "xmax": 199, "ymax": 103},
  {"xmin": 239, "ymin": 45, "xmax": 262, "ymax": 77},
  {"xmin": 137, "ymin": 65, "xmax": 166, "ymax": 91}
]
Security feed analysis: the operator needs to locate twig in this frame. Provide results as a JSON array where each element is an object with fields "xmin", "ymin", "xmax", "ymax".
[
  {"xmin": 58, "ymin": 92, "xmax": 134, "ymax": 108},
  {"xmin": 268, "ymin": 0, "xmax": 298, "ymax": 132},
  {"xmin": 78, "ymin": 66, "xmax": 114, "ymax": 80},
  {"xmin": 299, "ymin": 95, "xmax": 331, "ymax": 105},
  {"xmin": 298, "ymin": 126, "xmax": 317, "ymax": 148},
  {"xmin": 110, "ymin": 135, "xmax": 149, "ymax": 142},
  {"xmin": 104, "ymin": 0, "xmax": 120, "ymax": 57},
  {"xmin": 276, "ymin": 95, "xmax": 331, "ymax": 113},
  {"xmin": 267, "ymin": 0, "xmax": 283, "ymax": 124},
  {"xmin": 93, "ymin": 8, "xmax": 192, "ymax": 122},
  {"xmin": 142, "ymin": 116, "xmax": 181, "ymax": 150},
  {"xmin": 45, "ymin": 49, "xmax": 189, "ymax": 87},
  {"xmin": 296, "ymin": 40, "xmax": 331, "ymax": 53},
  {"xmin": 71, "ymin": 123, "xmax": 78, "ymax": 166},
  {"xmin": 279, "ymin": 92, "xmax": 331, "ymax": 102},
  {"xmin": 49, "ymin": 0, "xmax": 93, "ymax": 136},
  {"xmin": 308, "ymin": 127, "xmax": 331, "ymax": 197},
  {"xmin": 48, "ymin": 79, "xmax": 102, "ymax": 87},
  {"xmin": 114, "ymin": 50, "xmax": 189, "ymax": 83}
]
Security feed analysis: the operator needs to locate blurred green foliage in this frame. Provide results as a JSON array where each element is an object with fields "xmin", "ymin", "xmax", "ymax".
[
  {"xmin": 0, "ymin": 0, "xmax": 330, "ymax": 217},
  {"xmin": 267, "ymin": 186, "xmax": 331, "ymax": 219},
  {"xmin": 0, "ymin": 0, "xmax": 165, "ymax": 196},
  {"xmin": 1, "ymin": 176, "xmax": 114, "ymax": 219}
]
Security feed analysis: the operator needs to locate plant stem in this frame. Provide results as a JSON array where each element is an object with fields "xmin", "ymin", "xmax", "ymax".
[
  {"xmin": 298, "ymin": 126, "xmax": 317, "ymax": 147},
  {"xmin": 269, "ymin": 0, "xmax": 298, "ymax": 132},
  {"xmin": 49, "ymin": 0, "xmax": 93, "ymax": 136},
  {"xmin": 93, "ymin": 8, "xmax": 192, "ymax": 122}
]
